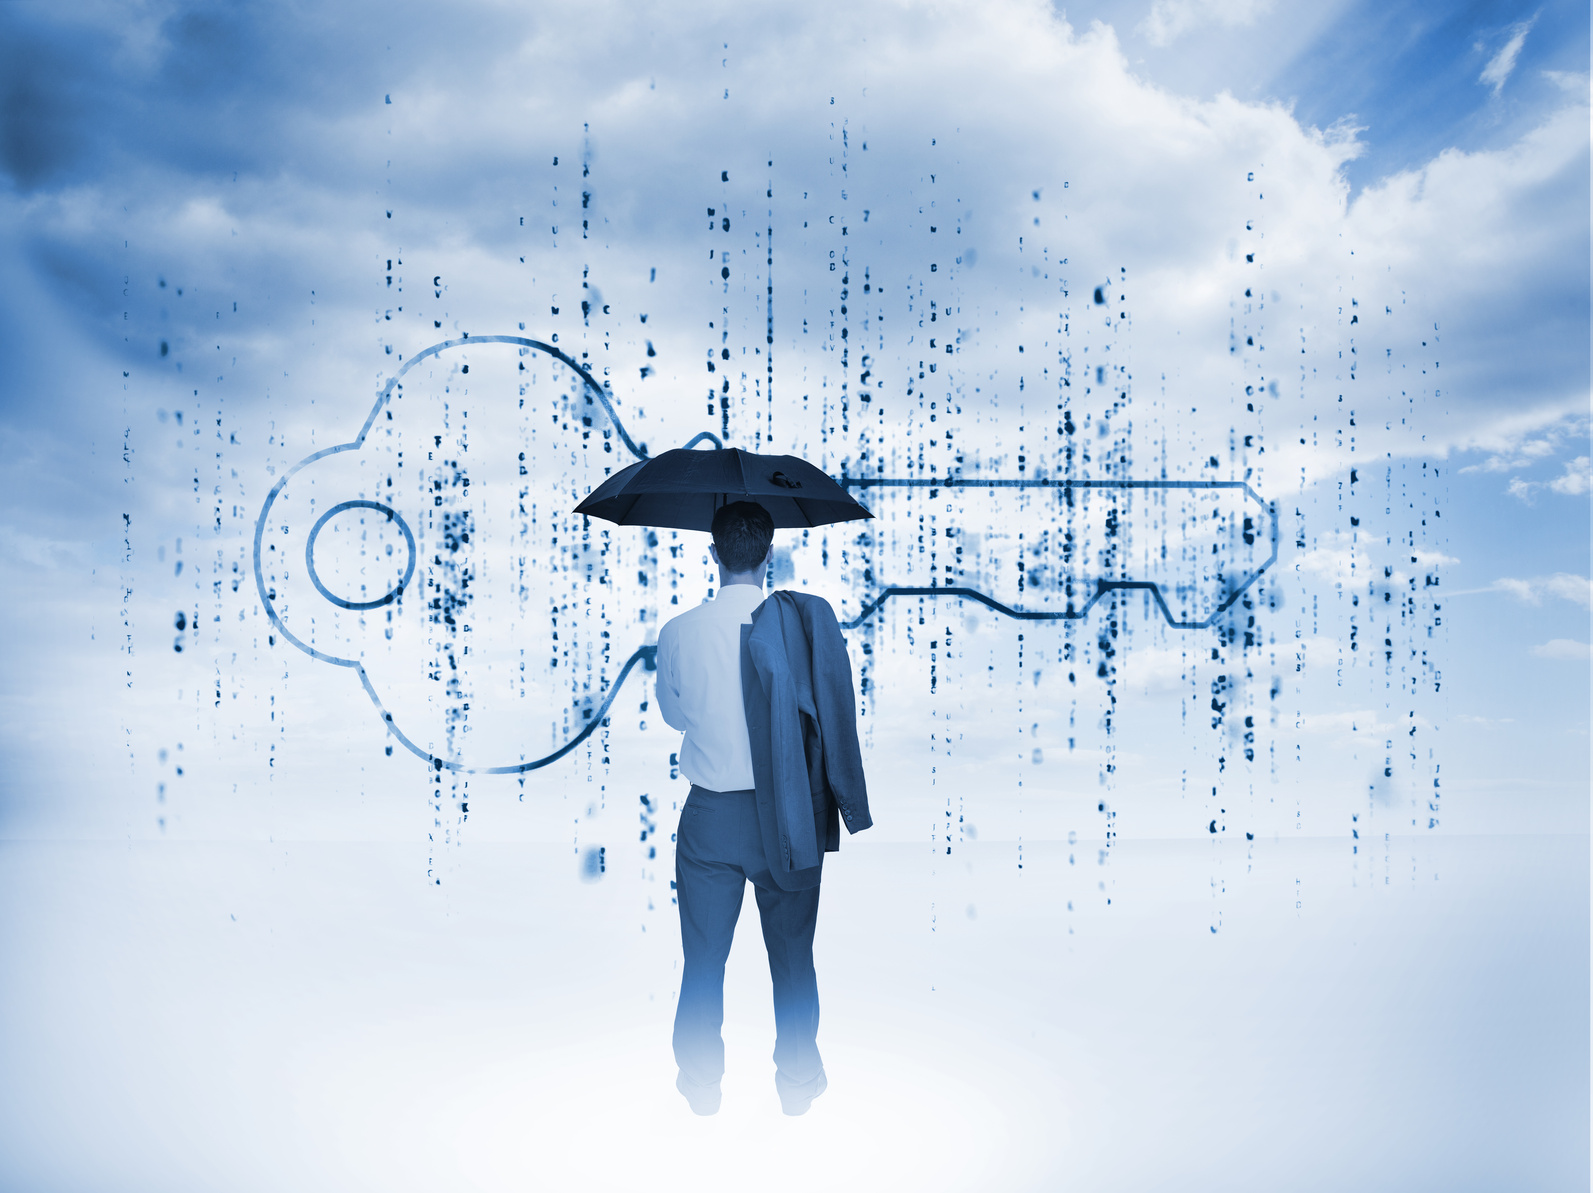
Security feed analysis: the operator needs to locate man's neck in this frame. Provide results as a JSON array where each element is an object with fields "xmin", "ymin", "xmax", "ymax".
[{"xmin": 717, "ymin": 571, "xmax": 766, "ymax": 591}]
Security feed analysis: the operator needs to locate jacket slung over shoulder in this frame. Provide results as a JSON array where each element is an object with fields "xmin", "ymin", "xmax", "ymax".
[{"xmin": 741, "ymin": 590, "xmax": 872, "ymax": 891}]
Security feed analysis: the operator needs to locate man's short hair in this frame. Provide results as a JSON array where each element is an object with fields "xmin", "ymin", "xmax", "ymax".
[{"xmin": 711, "ymin": 501, "xmax": 775, "ymax": 573}]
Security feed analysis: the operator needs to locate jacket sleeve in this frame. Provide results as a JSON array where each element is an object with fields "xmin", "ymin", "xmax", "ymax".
[
  {"xmin": 749, "ymin": 602, "xmax": 823, "ymax": 873},
  {"xmin": 807, "ymin": 600, "xmax": 872, "ymax": 834}
]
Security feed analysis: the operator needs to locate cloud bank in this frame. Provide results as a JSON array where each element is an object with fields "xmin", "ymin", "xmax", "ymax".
[{"xmin": 0, "ymin": 0, "xmax": 1583, "ymax": 837}]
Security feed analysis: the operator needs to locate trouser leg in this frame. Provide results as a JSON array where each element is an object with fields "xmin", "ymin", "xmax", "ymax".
[
  {"xmin": 672, "ymin": 825, "xmax": 747, "ymax": 1094},
  {"xmin": 752, "ymin": 878, "xmax": 824, "ymax": 1095}
]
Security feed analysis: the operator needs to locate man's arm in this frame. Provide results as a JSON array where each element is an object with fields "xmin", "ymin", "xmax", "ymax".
[{"xmin": 654, "ymin": 624, "xmax": 686, "ymax": 731}]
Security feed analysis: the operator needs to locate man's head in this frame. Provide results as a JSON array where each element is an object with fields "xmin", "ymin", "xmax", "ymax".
[{"xmin": 710, "ymin": 500, "xmax": 775, "ymax": 575}]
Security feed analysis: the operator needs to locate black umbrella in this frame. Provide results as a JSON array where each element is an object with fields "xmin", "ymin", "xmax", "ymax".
[{"xmin": 573, "ymin": 447, "xmax": 873, "ymax": 530}]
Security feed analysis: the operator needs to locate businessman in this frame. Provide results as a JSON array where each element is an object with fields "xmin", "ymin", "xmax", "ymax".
[{"xmin": 655, "ymin": 500, "xmax": 871, "ymax": 1116}]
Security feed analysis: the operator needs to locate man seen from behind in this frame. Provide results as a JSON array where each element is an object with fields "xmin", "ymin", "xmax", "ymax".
[{"xmin": 655, "ymin": 500, "xmax": 871, "ymax": 1117}]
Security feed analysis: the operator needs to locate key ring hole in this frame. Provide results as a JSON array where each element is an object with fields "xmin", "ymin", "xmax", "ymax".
[{"xmin": 306, "ymin": 500, "xmax": 417, "ymax": 611}]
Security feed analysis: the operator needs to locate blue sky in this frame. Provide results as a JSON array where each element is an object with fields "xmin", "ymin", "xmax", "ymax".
[{"xmin": 0, "ymin": 0, "xmax": 1585, "ymax": 843}]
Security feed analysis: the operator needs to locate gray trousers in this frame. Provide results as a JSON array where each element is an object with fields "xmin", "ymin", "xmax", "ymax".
[{"xmin": 672, "ymin": 785, "xmax": 825, "ymax": 1101}]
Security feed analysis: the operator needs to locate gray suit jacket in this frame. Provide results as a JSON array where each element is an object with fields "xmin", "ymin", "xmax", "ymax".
[{"xmin": 740, "ymin": 590, "xmax": 872, "ymax": 891}]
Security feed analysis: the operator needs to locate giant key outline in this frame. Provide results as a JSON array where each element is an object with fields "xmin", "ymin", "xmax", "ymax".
[{"xmin": 254, "ymin": 335, "xmax": 1278, "ymax": 774}]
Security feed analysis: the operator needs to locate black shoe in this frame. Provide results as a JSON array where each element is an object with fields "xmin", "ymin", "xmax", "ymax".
[
  {"xmin": 777, "ymin": 1069, "xmax": 827, "ymax": 1116},
  {"xmin": 677, "ymin": 1070, "xmax": 722, "ymax": 1116}
]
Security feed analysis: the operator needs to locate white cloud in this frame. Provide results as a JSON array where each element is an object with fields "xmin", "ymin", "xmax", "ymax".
[
  {"xmin": 1463, "ymin": 411, "xmax": 1592, "ymax": 501},
  {"xmin": 1455, "ymin": 573, "xmax": 1592, "ymax": 606},
  {"xmin": 1138, "ymin": 0, "xmax": 1274, "ymax": 47},
  {"xmin": 1542, "ymin": 69, "xmax": 1591, "ymax": 94},
  {"xmin": 1461, "ymin": 412, "xmax": 1589, "ymax": 473},
  {"xmin": 1, "ymin": 0, "xmax": 1586, "ymax": 787},
  {"xmin": 1531, "ymin": 639, "xmax": 1592, "ymax": 661},
  {"xmin": 1299, "ymin": 708, "xmax": 1431, "ymax": 738},
  {"xmin": 10, "ymin": 0, "xmax": 1581, "ymax": 500},
  {"xmin": 1294, "ymin": 533, "xmax": 1457, "ymax": 586},
  {"xmin": 1480, "ymin": 19, "xmax": 1535, "ymax": 97},
  {"xmin": 1294, "ymin": 537, "xmax": 1358, "ymax": 582},
  {"xmin": 1118, "ymin": 646, "xmax": 1192, "ymax": 694},
  {"xmin": 1323, "ymin": 92, "xmax": 1589, "ymax": 483},
  {"xmin": 1548, "ymin": 456, "xmax": 1592, "ymax": 495},
  {"xmin": 1507, "ymin": 455, "xmax": 1593, "ymax": 502}
]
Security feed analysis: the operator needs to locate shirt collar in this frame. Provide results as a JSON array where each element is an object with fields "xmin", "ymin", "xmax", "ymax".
[{"xmin": 713, "ymin": 583, "xmax": 767, "ymax": 611}]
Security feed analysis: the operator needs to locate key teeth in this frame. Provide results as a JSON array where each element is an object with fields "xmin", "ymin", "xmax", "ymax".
[{"xmin": 843, "ymin": 486, "xmax": 1276, "ymax": 630}]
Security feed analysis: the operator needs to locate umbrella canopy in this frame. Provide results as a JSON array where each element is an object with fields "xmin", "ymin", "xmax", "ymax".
[{"xmin": 573, "ymin": 447, "xmax": 873, "ymax": 531}]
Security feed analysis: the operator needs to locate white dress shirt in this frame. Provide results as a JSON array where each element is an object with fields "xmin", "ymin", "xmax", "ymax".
[{"xmin": 655, "ymin": 583, "xmax": 766, "ymax": 792}]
